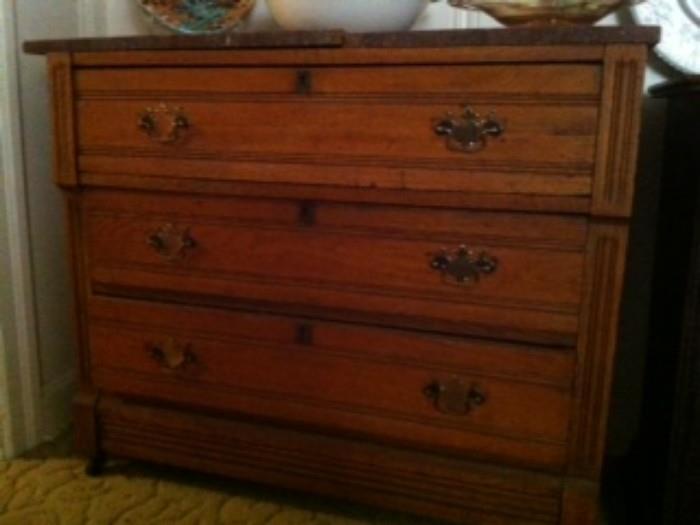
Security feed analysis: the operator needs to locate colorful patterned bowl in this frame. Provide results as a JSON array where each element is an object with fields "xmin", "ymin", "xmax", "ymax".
[
  {"xmin": 138, "ymin": 0, "xmax": 257, "ymax": 34},
  {"xmin": 448, "ymin": 0, "xmax": 643, "ymax": 25}
]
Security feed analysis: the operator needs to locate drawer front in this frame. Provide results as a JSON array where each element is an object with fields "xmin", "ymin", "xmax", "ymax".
[
  {"xmin": 83, "ymin": 190, "xmax": 586, "ymax": 345},
  {"xmin": 88, "ymin": 296, "xmax": 574, "ymax": 470},
  {"xmin": 76, "ymin": 65, "xmax": 600, "ymax": 197}
]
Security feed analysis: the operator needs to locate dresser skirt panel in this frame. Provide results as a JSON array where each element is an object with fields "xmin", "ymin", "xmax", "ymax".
[{"xmin": 96, "ymin": 395, "xmax": 565, "ymax": 525}]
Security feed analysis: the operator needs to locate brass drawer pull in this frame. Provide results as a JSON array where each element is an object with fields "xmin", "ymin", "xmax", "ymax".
[
  {"xmin": 434, "ymin": 106, "xmax": 504, "ymax": 153},
  {"xmin": 147, "ymin": 337, "xmax": 197, "ymax": 372},
  {"xmin": 138, "ymin": 103, "xmax": 190, "ymax": 144},
  {"xmin": 147, "ymin": 223, "xmax": 197, "ymax": 262},
  {"xmin": 430, "ymin": 245, "xmax": 498, "ymax": 285},
  {"xmin": 423, "ymin": 377, "xmax": 487, "ymax": 416}
]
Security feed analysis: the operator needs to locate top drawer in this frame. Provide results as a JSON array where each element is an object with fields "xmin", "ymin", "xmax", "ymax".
[{"xmin": 76, "ymin": 65, "xmax": 601, "ymax": 198}]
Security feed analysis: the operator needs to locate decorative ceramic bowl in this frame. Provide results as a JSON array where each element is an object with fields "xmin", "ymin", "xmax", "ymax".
[
  {"xmin": 138, "ymin": 0, "xmax": 258, "ymax": 34},
  {"xmin": 448, "ymin": 0, "xmax": 642, "ymax": 25},
  {"xmin": 265, "ymin": 0, "xmax": 433, "ymax": 32}
]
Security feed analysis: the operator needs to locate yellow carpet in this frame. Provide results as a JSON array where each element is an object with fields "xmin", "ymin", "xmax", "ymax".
[{"xmin": 0, "ymin": 456, "xmax": 432, "ymax": 525}]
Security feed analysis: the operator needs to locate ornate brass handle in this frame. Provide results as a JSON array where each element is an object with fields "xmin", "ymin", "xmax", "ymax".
[
  {"xmin": 430, "ymin": 245, "xmax": 498, "ymax": 285},
  {"xmin": 147, "ymin": 223, "xmax": 197, "ymax": 262},
  {"xmin": 138, "ymin": 103, "xmax": 190, "ymax": 144},
  {"xmin": 434, "ymin": 106, "xmax": 504, "ymax": 153},
  {"xmin": 423, "ymin": 377, "xmax": 487, "ymax": 416},
  {"xmin": 147, "ymin": 337, "xmax": 197, "ymax": 372}
]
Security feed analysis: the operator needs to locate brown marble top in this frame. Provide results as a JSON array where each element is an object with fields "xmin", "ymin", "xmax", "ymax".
[{"xmin": 24, "ymin": 26, "xmax": 660, "ymax": 55}]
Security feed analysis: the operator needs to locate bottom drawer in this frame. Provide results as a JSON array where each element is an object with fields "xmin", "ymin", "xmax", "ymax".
[{"xmin": 88, "ymin": 296, "xmax": 574, "ymax": 471}]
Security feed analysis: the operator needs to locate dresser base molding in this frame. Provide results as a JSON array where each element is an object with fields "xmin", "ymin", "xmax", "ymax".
[{"xmin": 90, "ymin": 395, "xmax": 600, "ymax": 525}]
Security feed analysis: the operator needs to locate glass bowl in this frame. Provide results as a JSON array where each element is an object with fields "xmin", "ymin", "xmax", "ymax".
[{"xmin": 448, "ymin": 0, "xmax": 642, "ymax": 25}]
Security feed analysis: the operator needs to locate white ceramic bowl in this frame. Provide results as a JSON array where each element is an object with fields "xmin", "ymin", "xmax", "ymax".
[
  {"xmin": 238, "ymin": 1, "xmax": 280, "ymax": 32},
  {"xmin": 265, "ymin": 0, "xmax": 432, "ymax": 32}
]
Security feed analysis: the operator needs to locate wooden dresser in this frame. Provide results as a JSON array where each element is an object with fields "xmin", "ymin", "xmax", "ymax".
[{"xmin": 26, "ymin": 27, "xmax": 658, "ymax": 524}]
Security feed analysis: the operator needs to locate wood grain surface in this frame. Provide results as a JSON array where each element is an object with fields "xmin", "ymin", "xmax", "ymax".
[{"xmin": 37, "ymin": 31, "xmax": 653, "ymax": 524}]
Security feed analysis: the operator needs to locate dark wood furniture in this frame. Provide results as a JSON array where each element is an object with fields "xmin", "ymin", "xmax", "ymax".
[
  {"xmin": 632, "ymin": 79, "xmax": 700, "ymax": 525},
  {"xmin": 26, "ymin": 28, "xmax": 658, "ymax": 524}
]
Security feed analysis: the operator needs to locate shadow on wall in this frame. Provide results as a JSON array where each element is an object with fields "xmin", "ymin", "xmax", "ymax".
[
  {"xmin": 602, "ymin": 50, "xmax": 679, "ymax": 523},
  {"xmin": 608, "ymin": 95, "xmax": 667, "ymax": 459},
  {"xmin": 606, "ymin": 45, "xmax": 682, "ymax": 459}
]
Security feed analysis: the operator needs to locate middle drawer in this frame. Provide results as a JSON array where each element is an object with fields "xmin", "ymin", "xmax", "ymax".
[{"xmin": 83, "ymin": 190, "xmax": 586, "ymax": 346}]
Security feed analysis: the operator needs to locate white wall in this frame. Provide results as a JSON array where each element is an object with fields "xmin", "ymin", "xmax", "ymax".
[
  {"xmin": 0, "ymin": 0, "xmax": 9, "ymax": 460},
  {"xmin": 0, "ymin": 0, "xmax": 43, "ymax": 459},
  {"xmin": 0, "ymin": 0, "xmax": 80, "ymax": 457},
  {"xmin": 16, "ymin": 1, "xmax": 81, "ymax": 444}
]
